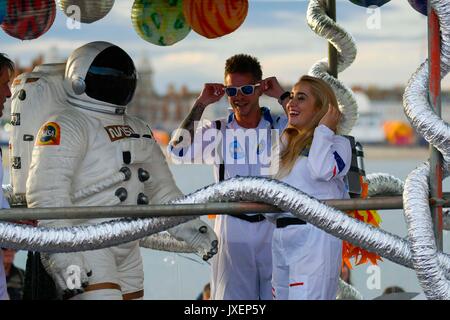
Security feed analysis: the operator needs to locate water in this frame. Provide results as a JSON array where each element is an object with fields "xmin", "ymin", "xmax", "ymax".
[{"xmin": 8, "ymin": 155, "xmax": 450, "ymax": 300}]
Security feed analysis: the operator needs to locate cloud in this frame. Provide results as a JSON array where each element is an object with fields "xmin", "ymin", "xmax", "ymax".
[
  {"xmin": 338, "ymin": 1, "xmax": 427, "ymax": 43},
  {"xmin": 2, "ymin": 38, "xmax": 85, "ymax": 61},
  {"xmin": 340, "ymin": 41, "xmax": 426, "ymax": 87},
  {"xmin": 108, "ymin": 0, "xmax": 133, "ymax": 25}
]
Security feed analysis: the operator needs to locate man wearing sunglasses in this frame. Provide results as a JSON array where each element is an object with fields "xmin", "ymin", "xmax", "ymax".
[{"xmin": 169, "ymin": 54, "xmax": 289, "ymax": 300}]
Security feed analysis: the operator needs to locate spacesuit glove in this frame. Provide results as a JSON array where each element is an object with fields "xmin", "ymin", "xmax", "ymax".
[
  {"xmin": 40, "ymin": 252, "xmax": 92, "ymax": 299},
  {"xmin": 167, "ymin": 218, "xmax": 218, "ymax": 261}
]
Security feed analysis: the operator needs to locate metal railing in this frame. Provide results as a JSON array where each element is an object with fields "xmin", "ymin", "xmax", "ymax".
[
  {"xmin": 428, "ymin": 1, "xmax": 444, "ymax": 250},
  {"xmin": 1, "ymin": 193, "xmax": 449, "ymax": 221}
]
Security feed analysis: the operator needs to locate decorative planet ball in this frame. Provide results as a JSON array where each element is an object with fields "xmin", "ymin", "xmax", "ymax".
[
  {"xmin": 1, "ymin": 0, "xmax": 56, "ymax": 40},
  {"xmin": 408, "ymin": 0, "xmax": 427, "ymax": 16},
  {"xmin": 349, "ymin": 0, "xmax": 391, "ymax": 7},
  {"xmin": 183, "ymin": 0, "xmax": 248, "ymax": 39},
  {"xmin": 58, "ymin": 0, "xmax": 115, "ymax": 24},
  {"xmin": 0, "ymin": 0, "xmax": 7, "ymax": 24},
  {"xmin": 132, "ymin": 0, "xmax": 191, "ymax": 46}
]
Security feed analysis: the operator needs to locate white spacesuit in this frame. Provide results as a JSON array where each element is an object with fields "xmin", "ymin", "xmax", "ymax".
[{"xmin": 25, "ymin": 41, "xmax": 218, "ymax": 300}]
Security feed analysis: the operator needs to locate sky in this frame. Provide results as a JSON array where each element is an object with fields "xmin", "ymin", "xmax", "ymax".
[{"xmin": 1, "ymin": 0, "xmax": 444, "ymax": 95}]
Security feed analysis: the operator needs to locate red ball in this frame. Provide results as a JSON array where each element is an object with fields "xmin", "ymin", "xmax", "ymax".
[{"xmin": 1, "ymin": 0, "xmax": 56, "ymax": 40}]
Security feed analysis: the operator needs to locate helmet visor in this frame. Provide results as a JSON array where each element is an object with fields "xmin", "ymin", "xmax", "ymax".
[{"xmin": 85, "ymin": 46, "xmax": 137, "ymax": 106}]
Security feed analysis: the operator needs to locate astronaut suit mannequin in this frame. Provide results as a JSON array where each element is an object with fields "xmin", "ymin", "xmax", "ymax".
[{"xmin": 25, "ymin": 41, "xmax": 218, "ymax": 300}]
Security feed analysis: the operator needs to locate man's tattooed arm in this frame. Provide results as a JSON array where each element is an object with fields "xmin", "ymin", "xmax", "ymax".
[{"xmin": 171, "ymin": 101, "xmax": 206, "ymax": 147}]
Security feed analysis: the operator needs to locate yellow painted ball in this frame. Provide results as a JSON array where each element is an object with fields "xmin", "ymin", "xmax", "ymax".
[{"xmin": 132, "ymin": 0, "xmax": 191, "ymax": 46}]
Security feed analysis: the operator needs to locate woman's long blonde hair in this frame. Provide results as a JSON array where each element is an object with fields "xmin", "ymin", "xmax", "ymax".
[{"xmin": 273, "ymin": 75, "xmax": 339, "ymax": 179}]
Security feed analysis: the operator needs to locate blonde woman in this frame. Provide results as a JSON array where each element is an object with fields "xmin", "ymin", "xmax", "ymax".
[{"xmin": 267, "ymin": 75, "xmax": 351, "ymax": 300}]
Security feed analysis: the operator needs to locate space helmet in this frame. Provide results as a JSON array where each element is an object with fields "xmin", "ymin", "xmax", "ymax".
[{"xmin": 65, "ymin": 41, "xmax": 137, "ymax": 115}]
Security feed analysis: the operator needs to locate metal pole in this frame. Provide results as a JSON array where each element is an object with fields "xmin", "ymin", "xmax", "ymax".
[
  {"xmin": 2, "ymin": 194, "xmax": 450, "ymax": 221},
  {"xmin": 326, "ymin": 0, "xmax": 338, "ymax": 78},
  {"xmin": 428, "ymin": 3, "xmax": 444, "ymax": 250}
]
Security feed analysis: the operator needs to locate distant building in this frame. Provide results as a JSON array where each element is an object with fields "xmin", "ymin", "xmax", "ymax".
[
  {"xmin": 126, "ymin": 56, "xmax": 198, "ymax": 133},
  {"xmin": 14, "ymin": 55, "xmax": 44, "ymax": 77}
]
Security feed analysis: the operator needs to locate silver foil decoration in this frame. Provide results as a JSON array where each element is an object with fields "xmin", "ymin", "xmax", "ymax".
[
  {"xmin": 402, "ymin": 0, "xmax": 450, "ymax": 300},
  {"xmin": 366, "ymin": 173, "xmax": 404, "ymax": 196},
  {"xmin": 2, "ymin": 179, "xmax": 196, "ymax": 254},
  {"xmin": 404, "ymin": 3, "xmax": 450, "ymax": 166},
  {"xmin": 403, "ymin": 162, "xmax": 450, "ymax": 300},
  {"xmin": 139, "ymin": 232, "xmax": 195, "ymax": 253},
  {"xmin": 0, "ymin": 177, "xmax": 428, "ymax": 262},
  {"xmin": 203, "ymin": 178, "xmax": 450, "ymax": 275},
  {"xmin": 336, "ymin": 279, "xmax": 363, "ymax": 300},
  {"xmin": 0, "ymin": 213, "xmax": 194, "ymax": 253},
  {"xmin": 404, "ymin": 62, "xmax": 450, "ymax": 165},
  {"xmin": 197, "ymin": 177, "xmax": 450, "ymax": 273},
  {"xmin": 306, "ymin": 0, "xmax": 358, "ymax": 135},
  {"xmin": 209, "ymin": 177, "xmax": 450, "ymax": 276}
]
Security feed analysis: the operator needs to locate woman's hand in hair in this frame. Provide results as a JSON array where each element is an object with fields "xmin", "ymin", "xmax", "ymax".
[
  {"xmin": 318, "ymin": 104, "xmax": 341, "ymax": 132},
  {"xmin": 197, "ymin": 83, "xmax": 225, "ymax": 107}
]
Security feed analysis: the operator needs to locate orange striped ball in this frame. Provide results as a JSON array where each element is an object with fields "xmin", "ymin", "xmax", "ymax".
[{"xmin": 183, "ymin": 0, "xmax": 248, "ymax": 39}]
